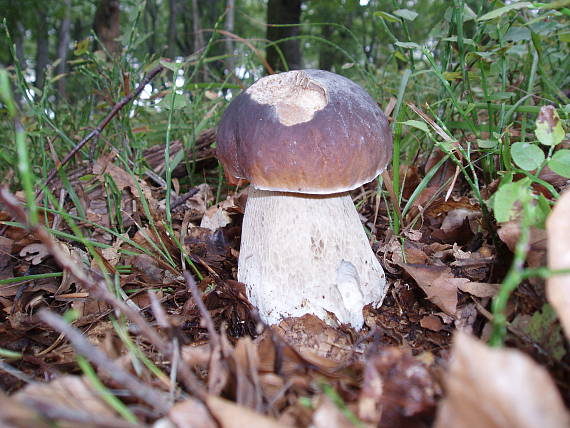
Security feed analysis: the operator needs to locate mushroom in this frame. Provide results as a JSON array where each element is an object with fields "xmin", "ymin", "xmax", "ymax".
[{"xmin": 216, "ymin": 69, "xmax": 392, "ymax": 329}]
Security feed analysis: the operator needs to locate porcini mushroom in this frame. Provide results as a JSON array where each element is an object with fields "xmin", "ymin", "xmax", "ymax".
[{"xmin": 216, "ymin": 69, "xmax": 392, "ymax": 329}]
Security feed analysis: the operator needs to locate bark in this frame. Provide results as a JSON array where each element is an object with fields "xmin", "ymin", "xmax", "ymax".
[
  {"xmin": 56, "ymin": 0, "xmax": 72, "ymax": 98},
  {"xmin": 144, "ymin": 0, "xmax": 158, "ymax": 55},
  {"xmin": 318, "ymin": 24, "xmax": 335, "ymax": 71},
  {"xmin": 192, "ymin": 0, "xmax": 207, "ymax": 79},
  {"xmin": 266, "ymin": 0, "xmax": 302, "ymax": 72},
  {"xmin": 179, "ymin": 1, "xmax": 193, "ymax": 54},
  {"xmin": 224, "ymin": 0, "xmax": 235, "ymax": 74},
  {"xmin": 73, "ymin": 17, "xmax": 84, "ymax": 44},
  {"xmin": 191, "ymin": 0, "xmax": 205, "ymax": 54},
  {"xmin": 93, "ymin": 0, "xmax": 121, "ymax": 57},
  {"xmin": 35, "ymin": 10, "xmax": 49, "ymax": 90},
  {"xmin": 167, "ymin": 0, "xmax": 178, "ymax": 58},
  {"xmin": 207, "ymin": 0, "xmax": 219, "ymax": 27},
  {"xmin": 318, "ymin": 12, "xmax": 353, "ymax": 72}
]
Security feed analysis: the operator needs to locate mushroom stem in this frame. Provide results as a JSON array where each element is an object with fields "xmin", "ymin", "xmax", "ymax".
[{"xmin": 238, "ymin": 187, "xmax": 387, "ymax": 329}]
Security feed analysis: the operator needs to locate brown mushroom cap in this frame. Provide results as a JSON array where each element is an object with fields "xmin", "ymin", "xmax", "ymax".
[{"xmin": 216, "ymin": 69, "xmax": 392, "ymax": 194}]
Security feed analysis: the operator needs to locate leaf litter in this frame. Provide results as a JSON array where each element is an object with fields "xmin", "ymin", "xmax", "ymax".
[{"xmin": 1, "ymin": 125, "xmax": 570, "ymax": 427}]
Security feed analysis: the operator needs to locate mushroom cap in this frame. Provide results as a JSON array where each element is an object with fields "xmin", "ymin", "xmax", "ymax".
[{"xmin": 216, "ymin": 69, "xmax": 392, "ymax": 194}]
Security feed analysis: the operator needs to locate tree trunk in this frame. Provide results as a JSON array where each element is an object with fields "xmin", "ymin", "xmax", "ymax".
[
  {"xmin": 192, "ymin": 0, "xmax": 207, "ymax": 80},
  {"xmin": 192, "ymin": 0, "xmax": 205, "ymax": 54},
  {"xmin": 145, "ymin": 0, "xmax": 158, "ymax": 55},
  {"xmin": 266, "ymin": 0, "xmax": 302, "ymax": 72},
  {"xmin": 73, "ymin": 17, "xmax": 84, "ymax": 44},
  {"xmin": 35, "ymin": 10, "xmax": 49, "ymax": 90},
  {"xmin": 224, "ymin": 0, "xmax": 235, "ymax": 74},
  {"xmin": 93, "ymin": 0, "xmax": 121, "ymax": 57},
  {"xmin": 167, "ymin": 0, "xmax": 177, "ymax": 58},
  {"xmin": 56, "ymin": 0, "xmax": 72, "ymax": 98},
  {"xmin": 318, "ymin": 24, "xmax": 335, "ymax": 71}
]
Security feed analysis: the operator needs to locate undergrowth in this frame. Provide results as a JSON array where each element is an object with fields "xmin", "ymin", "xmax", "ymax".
[{"xmin": 0, "ymin": 0, "xmax": 570, "ymax": 424}]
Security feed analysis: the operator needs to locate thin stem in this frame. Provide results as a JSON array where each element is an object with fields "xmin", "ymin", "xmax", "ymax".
[{"xmin": 489, "ymin": 193, "xmax": 532, "ymax": 346}]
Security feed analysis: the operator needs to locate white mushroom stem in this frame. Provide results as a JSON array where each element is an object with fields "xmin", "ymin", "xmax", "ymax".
[{"xmin": 238, "ymin": 187, "xmax": 387, "ymax": 329}]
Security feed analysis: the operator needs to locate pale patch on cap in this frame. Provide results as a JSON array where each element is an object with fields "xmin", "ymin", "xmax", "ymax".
[{"xmin": 246, "ymin": 70, "xmax": 328, "ymax": 126}]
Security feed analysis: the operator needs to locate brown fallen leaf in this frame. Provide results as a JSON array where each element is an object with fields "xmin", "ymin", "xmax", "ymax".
[
  {"xmin": 200, "ymin": 206, "xmax": 232, "ymax": 230},
  {"xmin": 14, "ymin": 375, "xmax": 122, "ymax": 428},
  {"xmin": 19, "ymin": 243, "xmax": 50, "ymax": 265},
  {"xmin": 547, "ymin": 188, "xmax": 570, "ymax": 341},
  {"xmin": 313, "ymin": 395, "xmax": 356, "ymax": 428},
  {"xmin": 0, "ymin": 390, "xmax": 52, "ymax": 428},
  {"xmin": 358, "ymin": 355, "xmax": 383, "ymax": 424},
  {"xmin": 369, "ymin": 346, "xmax": 437, "ymax": 427},
  {"xmin": 205, "ymin": 395, "xmax": 290, "ymax": 428},
  {"xmin": 168, "ymin": 183, "xmax": 213, "ymax": 218},
  {"xmin": 498, "ymin": 221, "xmax": 547, "ymax": 270},
  {"xmin": 274, "ymin": 314, "xmax": 355, "ymax": 363},
  {"xmin": 168, "ymin": 397, "xmax": 217, "ymax": 428},
  {"xmin": 0, "ymin": 235, "xmax": 14, "ymax": 280},
  {"xmin": 420, "ymin": 314, "xmax": 444, "ymax": 332},
  {"xmin": 200, "ymin": 194, "xmax": 242, "ymax": 231},
  {"xmin": 434, "ymin": 332, "xmax": 570, "ymax": 428},
  {"xmin": 456, "ymin": 281, "xmax": 500, "ymax": 298},
  {"xmin": 93, "ymin": 152, "xmax": 137, "ymax": 193},
  {"xmin": 400, "ymin": 264, "xmax": 468, "ymax": 316}
]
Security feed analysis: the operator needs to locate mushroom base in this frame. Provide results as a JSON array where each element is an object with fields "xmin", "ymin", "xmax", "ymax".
[{"xmin": 238, "ymin": 188, "xmax": 387, "ymax": 329}]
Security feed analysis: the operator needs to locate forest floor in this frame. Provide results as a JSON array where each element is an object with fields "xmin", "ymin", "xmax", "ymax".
[{"xmin": 1, "ymin": 109, "xmax": 570, "ymax": 427}]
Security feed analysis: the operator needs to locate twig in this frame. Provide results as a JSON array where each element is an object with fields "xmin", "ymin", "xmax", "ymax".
[
  {"xmin": 0, "ymin": 359, "xmax": 37, "ymax": 384},
  {"xmin": 39, "ymin": 310, "xmax": 171, "ymax": 414},
  {"xmin": 39, "ymin": 64, "xmax": 165, "ymax": 197},
  {"xmin": 19, "ymin": 397, "xmax": 142, "ymax": 428},
  {"xmin": 184, "ymin": 270, "xmax": 220, "ymax": 348},
  {"xmin": 170, "ymin": 187, "xmax": 201, "ymax": 211}
]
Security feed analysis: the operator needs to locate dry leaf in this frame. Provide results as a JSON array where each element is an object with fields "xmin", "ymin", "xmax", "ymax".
[
  {"xmin": 93, "ymin": 152, "xmax": 154, "ymax": 206},
  {"xmin": 200, "ymin": 207, "xmax": 232, "ymax": 230},
  {"xmin": 546, "ymin": 189, "xmax": 570, "ymax": 341},
  {"xmin": 0, "ymin": 236, "xmax": 14, "ymax": 280},
  {"xmin": 205, "ymin": 395, "xmax": 289, "ymax": 428},
  {"xmin": 498, "ymin": 221, "xmax": 547, "ymax": 269},
  {"xmin": 369, "ymin": 346, "xmax": 436, "ymax": 426},
  {"xmin": 0, "ymin": 390, "xmax": 52, "ymax": 428},
  {"xmin": 358, "ymin": 357, "xmax": 383, "ymax": 424},
  {"xmin": 420, "ymin": 314, "xmax": 444, "ymax": 331},
  {"xmin": 434, "ymin": 332, "xmax": 570, "ymax": 428},
  {"xmin": 400, "ymin": 264, "xmax": 467, "ymax": 315},
  {"xmin": 274, "ymin": 314, "xmax": 354, "ymax": 363},
  {"xmin": 100, "ymin": 236, "xmax": 125, "ymax": 267},
  {"xmin": 93, "ymin": 152, "xmax": 137, "ymax": 192},
  {"xmin": 15, "ymin": 375, "xmax": 119, "ymax": 428},
  {"xmin": 457, "ymin": 281, "xmax": 499, "ymax": 298},
  {"xmin": 168, "ymin": 397, "xmax": 217, "ymax": 428},
  {"xmin": 19, "ymin": 243, "xmax": 50, "ymax": 265},
  {"xmin": 313, "ymin": 395, "xmax": 355, "ymax": 428},
  {"xmin": 57, "ymin": 246, "xmax": 88, "ymax": 295},
  {"xmin": 173, "ymin": 183, "xmax": 213, "ymax": 216},
  {"xmin": 440, "ymin": 207, "xmax": 480, "ymax": 233},
  {"xmin": 233, "ymin": 337, "xmax": 262, "ymax": 409}
]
